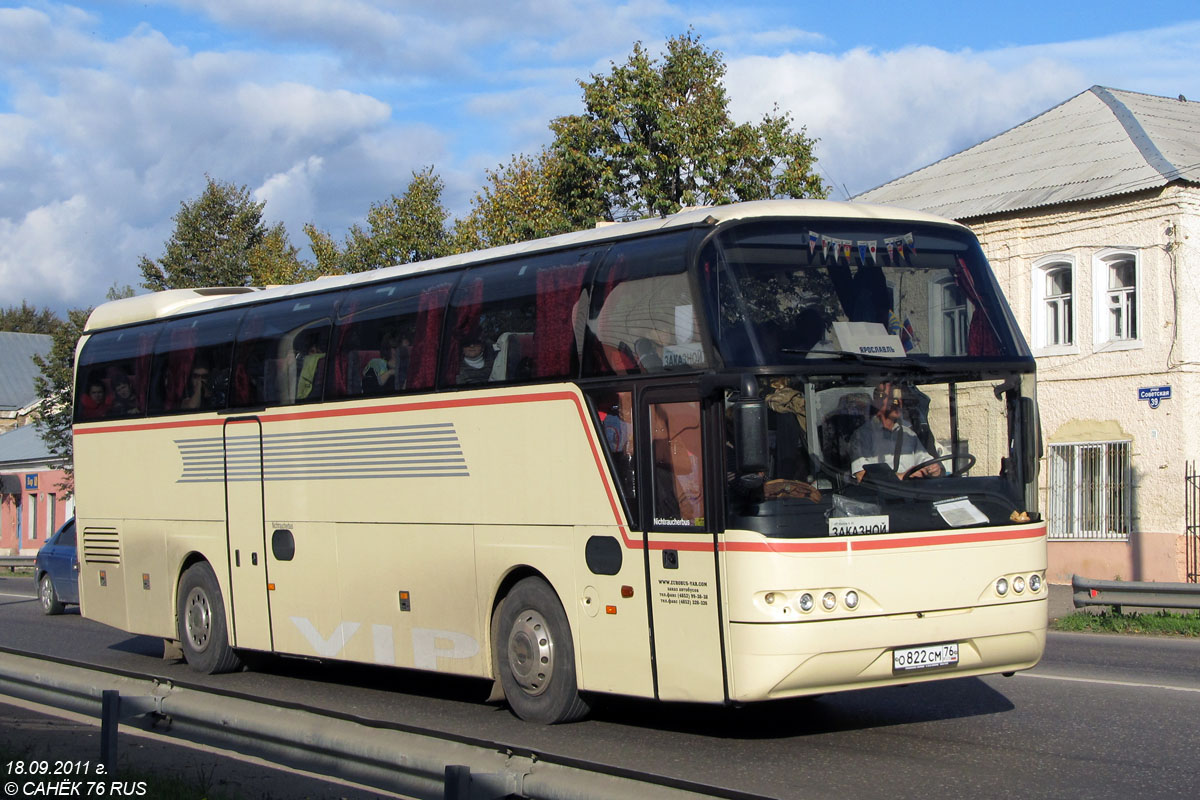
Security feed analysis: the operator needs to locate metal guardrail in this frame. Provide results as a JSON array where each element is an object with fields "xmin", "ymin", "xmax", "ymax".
[
  {"xmin": 0, "ymin": 649, "xmax": 763, "ymax": 800},
  {"xmin": 1072, "ymin": 574, "xmax": 1200, "ymax": 612},
  {"xmin": 0, "ymin": 555, "xmax": 34, "ymax": 567}
]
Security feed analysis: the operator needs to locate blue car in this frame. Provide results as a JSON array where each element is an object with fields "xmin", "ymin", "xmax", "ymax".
[{"xmin": 34, "ymin": 518, "xmax": 78, "ymax": 615}]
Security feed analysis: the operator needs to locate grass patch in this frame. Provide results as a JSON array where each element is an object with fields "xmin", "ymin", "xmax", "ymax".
[{"xmin": 1053, "ymin": 608, "xmax": 1200, "ymax": 636}]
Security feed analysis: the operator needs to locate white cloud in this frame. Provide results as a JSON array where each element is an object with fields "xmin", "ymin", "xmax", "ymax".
[{"xmin": 727, "ymin": 46, "xmax": 1083, "ymax": 198}]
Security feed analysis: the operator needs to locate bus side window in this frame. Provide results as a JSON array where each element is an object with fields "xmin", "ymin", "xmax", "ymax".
[
  {"xmin": 650, "ymin": 401, "xmax": 705, "ymax": 528},
  {"xmin": 583, "ymin": 232, "xmax": 705, "ymax": 378},
  {"xmin": 329, "ymin": 274, "xmax": 453, "ymax": 399},
  {"xmin": 74, "ymin": 327, "xmax": 158, "ymax": 422},
  {"xmin": 441, "ymin": 250, "xmax": 594, "ymax": 388},
  {"xmin": 587, "ymin": 389, "xmax": 637, "ymax": 528},
  {"xmin": 148, "ymin": 309, "xmax": 242, "ymax": 414}
]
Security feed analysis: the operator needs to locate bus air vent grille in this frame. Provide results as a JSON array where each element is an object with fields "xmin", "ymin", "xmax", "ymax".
[{"xmin": 82, "ymin": 527, "xmax": 122, "ymax": 565}]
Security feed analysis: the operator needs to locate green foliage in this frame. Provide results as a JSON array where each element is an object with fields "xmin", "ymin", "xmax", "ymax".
[
  {"xmin": 549, "ymin": 30, "xmax": 826, "ymax": 221},
  {"xmin": 452, "ymin": 151, "xmax": 574, "ymax": 251},
  {"xmin": 1054, "ymin": 609, "xmax": 1200, "ymax": 636},
  {"xmin": 305, "ymin": 168, "xmax": 451, "ymax": 274},
  {"xmin": 139, "ymin": 176, "xmax": 308, "ymax": 290},
  {"xmin": 32, "ymin": 307, "xmax": 91, "ymax": 493},
  {"xmin": 0, "ymin": 301, "xmax": 63, "ymax": 335}
]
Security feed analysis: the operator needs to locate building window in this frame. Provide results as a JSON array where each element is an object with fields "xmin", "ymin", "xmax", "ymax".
[
  {"xmin": 930, "ymin": 277, "xmax": 969, "ymax": 356},
  {"xmin": 1093, "ymin": 249, "xmax": 1140, "ymax": 348},
  {"xmin": 1031, "ymin": 256, "xmax": 1076, "ymax": 354},
  {"xmin": 1047, "ymin": 441, "xmax": 1131, "ymax": 541}
]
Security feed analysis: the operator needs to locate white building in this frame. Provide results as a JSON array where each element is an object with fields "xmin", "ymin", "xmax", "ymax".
[{"xmin": 857, "ymin": 86, "xmax": 1200, "ymax": 583}]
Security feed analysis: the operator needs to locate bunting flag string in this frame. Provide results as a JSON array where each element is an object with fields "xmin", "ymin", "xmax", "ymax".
[{"xmin": 807, "ymin": 230, "xmax": 913, "ymax": 266}]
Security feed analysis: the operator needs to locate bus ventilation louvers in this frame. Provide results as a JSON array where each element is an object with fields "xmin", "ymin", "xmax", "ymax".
[{"xmin": 82, "ymin": 528, "xmax": 122, "ymax": 565}]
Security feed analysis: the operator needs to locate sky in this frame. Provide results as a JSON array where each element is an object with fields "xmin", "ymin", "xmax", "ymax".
[{"xmin": 2, "ymin": 1, "xmax": 1199, "ymax": 315}]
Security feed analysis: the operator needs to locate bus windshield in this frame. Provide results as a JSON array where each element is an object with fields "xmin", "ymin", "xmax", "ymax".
[
  {"xmin": 727, "ymin": 371, "xmax": 1038, "ymax": 538},
  {"xmin": 701, "ymin": 219, "xmax": 1031, "ymax": 366}
]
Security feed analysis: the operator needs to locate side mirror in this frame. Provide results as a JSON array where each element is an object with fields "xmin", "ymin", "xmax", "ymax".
[{"xmin": 734, "ymin": 399, "xmax": 768, "ymax": 474}]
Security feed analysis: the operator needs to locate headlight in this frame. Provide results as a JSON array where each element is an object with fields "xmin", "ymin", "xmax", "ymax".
[
  {"xmin": 822, "ymin": 591, "xmax": 837, "ymax": 610},
  {"xmin": 765, "ymin": 592, "xmax": 777, "ymax": 605},
  {"xmin": 996, "ymin": 578, "xmax": 1009, "ymax": 596},
  {"xmin": 1029, "ymin": 574, "xmax": 1042, "ymax": 593},
  {"xmin": 1013, "ymin": 576, "xmax": 1026, "ymax": 594},
  {"xmin": 797, "ymin": 593, "xmax": 815, "ymax": 612},
  {"xmin": 844, "ymin": 590, "xmax": 860, "ymax": 610}
]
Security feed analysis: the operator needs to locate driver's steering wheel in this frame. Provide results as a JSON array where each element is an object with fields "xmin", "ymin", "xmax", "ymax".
[{"xmin": 902, "ymin": 452, "xmax": 976, "ymax": 480}]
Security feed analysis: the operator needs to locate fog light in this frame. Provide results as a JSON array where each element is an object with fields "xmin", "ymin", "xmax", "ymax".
[
  {"xmin": 1029, "ymin": 574, "xmax": 1042, "ymax": 593},
  {"xmin": 765, "ymin": 592, "xmax": 777, "ymax": 605},
  {"xmin": 822, "ymin": 591, "xmax": 837, "ymax": 610},
  {"xmin": 1013, "ymin": 576, "xmax": 1026, "ymax": 594},
  {"xmin": 844, "ymin": 590, "xmax": 859, "ymax": 610},
  {"xmin": 996, "ymin": 578, "xmax": 1009, "ymax": 596},
  {"xmin": 798, "ymin": 593, "xmax": 814, "ymax": 612}
]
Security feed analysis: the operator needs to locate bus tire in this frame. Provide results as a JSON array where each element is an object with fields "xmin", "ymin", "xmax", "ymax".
[
  {"xmin": 39, "ymin": 574, "xmax": 64, "ymax": 615},
  {"xmin": 493, "ymin": 577, "xmax": 589, "ymax": 724},
  {"xmin": 176, "ymin": 562, "xmax": 242, "ymax": 674}
]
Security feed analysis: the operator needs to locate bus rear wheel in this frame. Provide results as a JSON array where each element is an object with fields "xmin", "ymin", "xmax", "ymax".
[
  {"xmin": 176, "ymin": 562, "xmax": 242, "ymax": 674},
  {"xmin": 493, "ymin": 577, "xmax": 589, "ymax": 724}
]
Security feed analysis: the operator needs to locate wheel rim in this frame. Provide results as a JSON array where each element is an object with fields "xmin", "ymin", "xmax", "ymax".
[
  {"xmin": 40, "ymin": 577, "xmax": 53, "ymax": 610},
  {"xmin": 507, "ymin": 608, "xmax": 554, "ymax": 696},
  {"xmin": 184, "ymin": 587, "xmax": 212, "ymax": 653}
]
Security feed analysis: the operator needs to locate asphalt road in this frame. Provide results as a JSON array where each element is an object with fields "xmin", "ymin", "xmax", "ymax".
[{"xmin": 1, "ymin": 575, "xmax": 1197, "ymax": 799}]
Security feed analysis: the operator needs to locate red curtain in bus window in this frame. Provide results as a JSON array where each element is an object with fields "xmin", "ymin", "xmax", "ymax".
[
  {"xmin": 954, "ymin": 257, "xmax": 1001, "ymax": 356},
  {"xmin": 441, "ymin": 277, "xmax": 484, "ymax": 386},
  {"xmin": 164, "ymin": 326, "xmax": 197, "ymax": 410},
  {"xmin": 329, "ymin": 299, "xmax": 361, "ymax": 397},
  {"xmin": 408, "ymin": 284, "xmax": 451, "ymax": 390},
  {"xmin": 534, "ymin": 262, "xmax": 588, "ymax": 378}
]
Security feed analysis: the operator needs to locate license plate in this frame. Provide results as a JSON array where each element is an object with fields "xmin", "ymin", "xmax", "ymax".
[{"xmin": 892, "ymin": 642, "xmax": 959, "ymax": 672}]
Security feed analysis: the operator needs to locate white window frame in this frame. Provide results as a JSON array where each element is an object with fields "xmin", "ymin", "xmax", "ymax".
[
  {"xmin": 1092, "ymin": 248, "xmax": 1142, "ymax": 351},
  {"xmin": 928, "ymin": 275, "xmax": 970, "ymax": 356},
  {"xmin": 1047, "ymin": 440, "xmax": 1131, "ymax": 541},
  {"xmin": 1030, "ymin": 255, "xmax": 1078, "ymax": 356}
]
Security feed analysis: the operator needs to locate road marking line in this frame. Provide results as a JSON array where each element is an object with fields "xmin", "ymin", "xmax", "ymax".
[
  {"xmin": 0, "ymin": 592, "xmax": 34, "ymax": 599},
  {"xmin": 1020, "ymin": 671, "xmax": 1200, "ymax": 694}
]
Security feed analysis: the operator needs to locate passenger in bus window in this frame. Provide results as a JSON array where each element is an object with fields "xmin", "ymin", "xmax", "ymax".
[
  {"xmin": 849, "ymin": 382, "xmax": 944, "ymax": 481},
  {"xmin": 80, "ymin": 376, "xmax": 111, "ymax": 419},
  {"xmin": 363, "ymin": 330, "xmax": 409, "ymax": 393},
  {"xmin": 296, "ymin": 332, "xmax": 326, "ymax": 400},
  {"xmin": 456, "ymin": 332, "xmax": 495, "ymax": 385},
  {"xmin": 109, "ymin": 372, "xmax": 140, "ymax": 416},
  {"xmin": 181, "ymin": 361, "xmax": 212, "ymax": 410}
]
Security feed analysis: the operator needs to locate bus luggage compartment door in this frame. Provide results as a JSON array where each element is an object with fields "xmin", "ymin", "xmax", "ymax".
[
  {"xmin": 222, "ymin": 417, "xmax": 273, "ymax": 650},
  {"xmin": 643, "ymin": 395, "xmax": 726, "ymax": 703}
]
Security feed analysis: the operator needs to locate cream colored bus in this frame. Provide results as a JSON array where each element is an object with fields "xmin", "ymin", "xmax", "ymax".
[{"xmin": 73, "ymin": 199, "xmax": 1045, "ymax": 723}]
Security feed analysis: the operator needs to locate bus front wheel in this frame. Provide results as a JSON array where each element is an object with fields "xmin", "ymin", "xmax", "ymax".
[
  {"xmin": 493, "ymin": 577, "xmax": 589, "ymax": 724},
  {"xmin": 176, "ymin": 563, "xmax": 242, "ymax": 674}
]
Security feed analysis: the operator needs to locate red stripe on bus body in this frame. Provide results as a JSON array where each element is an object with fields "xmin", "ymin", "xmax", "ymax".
[{"xmin": 74, "ymin": 390, "xmax": 643, "ymax": 549}]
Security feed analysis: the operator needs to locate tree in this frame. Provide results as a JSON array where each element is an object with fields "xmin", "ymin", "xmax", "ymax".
[
  {"xmin": 452, "ymin": 151, "xmax": 575, "ymax": 251},
  {"xmin": 139, "ymin": 176, "xmax": 309, "ymax": 290},
  {"xmin": 32, "ymin": 307, "xmax": 91, "ymax": 494},
  {"xmin": 0, "ymin": 302, "xmax": 62, "ymax": 335},
  {"xmin": 305, "ymin": 168, "xmax": 451, "ymax": 274},
  {"xmin": 549, "ymin": 30, "xmax": 826, "ymax": 221}
]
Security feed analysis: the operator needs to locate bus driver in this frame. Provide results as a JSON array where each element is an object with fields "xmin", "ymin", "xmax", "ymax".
[{"xmin": 850, "ymin": 382, "xmax": 944, "ymax": 481}]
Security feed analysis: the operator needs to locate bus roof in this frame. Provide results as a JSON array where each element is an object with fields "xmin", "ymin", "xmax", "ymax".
[{"xmin": 85, "ymin": 199, "xmax": 964, "ymax": 332}]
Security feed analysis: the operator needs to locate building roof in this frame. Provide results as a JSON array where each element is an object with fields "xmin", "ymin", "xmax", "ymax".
[
  {"xmin": 0, "ymin": 332, "xmax": 52, "ymax": 413},
  {"xmin": 0, "ymin": 423, "xmax": 52, "ymax": 466},
  {"xmin": 854, "ymin": 86, "xmax": 1200, "ymax": 221}
]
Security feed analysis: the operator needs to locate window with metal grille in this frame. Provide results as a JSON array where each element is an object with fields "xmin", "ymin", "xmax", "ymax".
[{"xmin": 1047, "ymin": 441, "xmax": 1131, "ymax": 540}]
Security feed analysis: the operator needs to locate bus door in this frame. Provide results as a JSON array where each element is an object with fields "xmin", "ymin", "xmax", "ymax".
[
  {"xmin": 222, "ymin": 416, "xmax": 273, "ymax": 650},
  {"xmin": 640, "ymin": 390, "xmax": 726, "ymax": 703}
]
